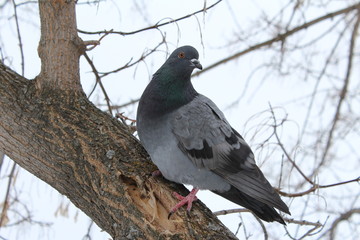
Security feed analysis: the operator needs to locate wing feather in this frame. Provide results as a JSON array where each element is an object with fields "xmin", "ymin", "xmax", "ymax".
[{"xmin": 172, "ymin": 95, "xmax": 289, "ymax": 213}]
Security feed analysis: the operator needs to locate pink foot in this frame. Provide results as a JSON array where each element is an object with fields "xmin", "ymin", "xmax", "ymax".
[{"xmin": 168, "ymin": 188, "xmax": 199, "ymax": 219}]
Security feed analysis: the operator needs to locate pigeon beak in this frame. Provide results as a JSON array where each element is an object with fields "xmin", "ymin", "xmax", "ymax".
[{"xmin": 190, "ymin": 59, "xmax": 203, "ymax": 70}]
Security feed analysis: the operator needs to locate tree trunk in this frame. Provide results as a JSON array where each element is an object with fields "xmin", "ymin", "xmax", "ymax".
[{"xmin": 0, "ymin": 1, "xmax": 236, "ymax": 239}]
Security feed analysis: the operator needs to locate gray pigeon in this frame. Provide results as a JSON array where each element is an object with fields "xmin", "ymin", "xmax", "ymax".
[{"xmin": 136, "ymin": 46, "xmax": 290, "ymax": 224}]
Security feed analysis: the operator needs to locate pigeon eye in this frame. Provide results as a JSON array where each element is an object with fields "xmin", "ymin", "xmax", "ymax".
[{"xmin": 178, "ymin": 52, "xmax": 185, "ymax": 59}]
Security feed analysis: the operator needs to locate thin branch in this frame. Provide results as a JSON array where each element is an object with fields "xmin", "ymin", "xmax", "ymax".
[
  {"xmin": 311, "ymin": 11, "xmax": 360, "ymax": 179},
  {"xmin": 214, "ymin": 208, "xmax": 324, "ymax": 228},
  {"xmin": 277, "ymin": 176, "xmax": 360, "ymax": 197},
  {"xmin": 297, "ymin": 223, "xmax": 324, "ymax": 240},
  {"xmin": 284, "ymin": 218, "xmax": 322, "ymax": 227},
  {"xmin": 4, "ymin": 198, "xmax": 53, "ymax": 228},
  {"xmin": 115, "ymin": 113, "xmax": 136, "ymax": 123},
  {"xmin": 0, "ymin": 151, "xmax": 5, "ymax": 174},
  {"xmin": 0, "ymin": 162, "xmax": 17, "ymax": 227},
  {"xmin": 13, "ymin": 1, "xmax": 37, "ymax": 7},
  {"xmin": 329, "ymin": 208, "xmax": 360, "ymax": 240},
  {"xmin": 269, "ymin": 103, "xmax": 314, "ymax": 185},
  {"xmin": 100, "ymin": 98, "xmax": 140, "ymax": 110},
  {"xmin": 234, "ymin": 221, "xmax": 242, "ymax": 237},
  {"xmin": 213, "ymin": 208, "xmax": 250, "ymax": 216},
  {"xmin": 11, "ymin": 0, "xmax": 24, "ymax": 76},
  {"xmin": 84, "ymin": 40, "xmax": 165, "ymax": 114},
  {"xmin": 253, "ymin": 216, "xmax": 268, "ymax": 240},
  {"xmin": 269, "ymin": 102, "xmax": 360, "ymax": 197},
  {"xmin": 83, "ymin": 52, "xmax": 113, "ymax": 115},
  {"xmin": 78, "ymin": 0, "xmax": 222, "ymax": 36},
  {"xmin": 299, "ymin": 16, "xmax": 350, "ymax": 142},
  {"xmin": 83, "ymin": 31, "xmax": 111, "ymax": 51},
  {"xmin": 99, "ymin": 39, "xmax": 165, "ymax": 78},
  {"xmin": 193, "ymin": 3, "xmax": 360, "ymax": 77},
  {"xmin": 319, "ymin": 176, "xmax": 360, "ymax": 189},
  {"xmin": 82, "ymin": 220, "xmax": 94, "ymax": 240}
]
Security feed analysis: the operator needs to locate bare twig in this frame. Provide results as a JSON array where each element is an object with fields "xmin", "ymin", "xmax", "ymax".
[
  {"xmin": 84, "ymin": 40, "xmax": 165, "ymax": 115},
  {"xmin": 269, "ymin": 102, "xmax": 360, "ymax": 198},
  {"xmin": 0, "ymin": 162, "xmax": 17, "ymax": 227},
  {"xmin": 0, "ymin": 151, "xmax": 5, "ymax": 173},
  {"xmin": 298, "ymin": 223, "xmax": 324, "ymax": 240},
  {"xmin": 193, "ymin": 3, "xmax": 360, "ymax": 77},
  {"xmin": 12, "ymin": 1, "xmax": 37, "ymax": 7},
  {"xmin": 83, "ymin": 31, "xmax": 111, "ymax": 51},
  {"xmin": 310, "ymin": 12, "xmax": 360, "ymax": 179},
  {"xmin": 234, "ymin": 221, "xmax": 242, "ymax": 237},
  {"xmin": 329, "ymin": 208, "xmax": 360, "ymax": 240},
  {"xmin": 285, "ymin": 217, "xmax": 324, "ymax": 240},
  {"xmin": 78, "ymin": 0, "xmax": 222, "ymax": 36},
  {"xmin": 115, "ymin": 113, "xmax": 136, "ymax": 134},
  {"xmin": 99, "ymin": 40, "xmax": 165, "ymax": 78},
  {"xmin": 115, "ymin": 112, "xmax": 136, "ymax": 123},
  {"xmin": 284, "ymin": 218, "xmax": 322, "ymax": 227},
  {"xmin": 215, "ymin": 207, "xmax": 325, "ymax": 238},
  {"xmin": 11, "ymin": 0, "xmax": 24, "ymax": 76},
  {"xmin": 99, "ymin": 98, "xmax": 140, "ymax": 111},
  {"xmin": 4, "ymin": 198, "xmax": 52, "ymax": 228},
  {"xmin": 269, "ymin": 103, "xmax": 314, "ymax": 185},
  {"xmin": 277, "ymin": 176, "xmax": 360, "ymax": 197},
  {"xmin": 82, "ymin": 220, "xmax": 94, "ymax": 240},
  {"xmin": 83, "ymin": 40, "xmax": 100, "ymax": 51},
  {"xmin": 213, "ymin": 208, "xmax": 251, "ymax": 216},
  {"xmin": 299, "ymin": 16, "xmax": 350, "ymax": 143},
  {"xmin": 253, "ymin": 216, "xmax": 268, "ymax": 240},
  {"xmin": 83, "ymin": 52, "xmax": 113, "ymax": 115}
]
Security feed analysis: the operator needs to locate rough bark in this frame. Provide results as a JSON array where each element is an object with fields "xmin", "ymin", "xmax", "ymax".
[
  {"xmin": 37, "ymin": 0, "xmax": 83, "ymax": 91},
  {"xmin": 0, "ymin": 1, "xmax": 237, "ymax": 239}
]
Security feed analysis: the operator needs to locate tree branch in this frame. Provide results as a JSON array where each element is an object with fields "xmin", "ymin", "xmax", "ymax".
[
  {"xmin": 310, "ymin": 11, "xmax": 360, "ymax": 179},
  {"xmin": 83, "ymin": 52, "xmax": 113, "ymax": 115},
  {"xmin": 11, "ymin": 0, "xmax": 24, "ymax": 76},
  {"xmin": 0, "ymin": 0, "xmax": 238, "ymax": 238},
  {"xmin": 193, "ymin": 3, "xmax": 360, "ymax": 77},
  {"xmin": 0, "ymin": 61, "xmax": 237, "ymax": 239},
  {"xmin": 277, "ymin": 176, "xmax": 360, "ymax": 198},
  {"xmin": 78, "ymin": 0, "xmax": 222, "ymax": 36},
  {"xmin": 269, "ymin": 103, "xmax": 314, "ymax": 185},
  {"xmin": 36, "ymin": 0, "xmax": 84, "ymax": 91},
  {"xmin": 0, "ymin": 162, "xmax": 16, "ymax": 227},
  {"xmin": 329, "ymin": 208, "xmax": 360, "ymax": 240}
]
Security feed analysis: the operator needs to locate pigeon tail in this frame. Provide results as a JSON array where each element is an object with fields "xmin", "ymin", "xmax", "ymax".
[{"xmin": 213, "ymin": 186, "xmax": 287, "ymax": 225}]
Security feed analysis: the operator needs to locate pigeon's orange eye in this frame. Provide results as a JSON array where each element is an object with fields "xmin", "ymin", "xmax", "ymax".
[{"xmin": 178, "ymin": 52, "xmax": 185, "ymax": 59}]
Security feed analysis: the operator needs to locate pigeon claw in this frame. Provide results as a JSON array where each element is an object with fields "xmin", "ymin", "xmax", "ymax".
[
  {"xmin": 151, "ymin": 170, "xmax": 162, "ymax": 177},
  {"xmin": 186, "ymin": 209, "xmax": 192, "ymax": 218},
  {"xmin": 167, "ymin": 188, "xmax": 199, "ymax": 219},
  {"xmin": 167, "ymin": 211, "xmax": 174, "ymax": 219}
]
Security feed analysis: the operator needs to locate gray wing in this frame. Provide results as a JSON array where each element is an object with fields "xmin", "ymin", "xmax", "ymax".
[{"xmin": 172, "ymin": 95, "xmax": 289, "ymax": 213}]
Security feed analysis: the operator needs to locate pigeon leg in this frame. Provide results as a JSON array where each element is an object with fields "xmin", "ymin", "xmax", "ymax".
[{"xmin": 168, "ymin": 188, "xmax": 199, "ymax": 219}]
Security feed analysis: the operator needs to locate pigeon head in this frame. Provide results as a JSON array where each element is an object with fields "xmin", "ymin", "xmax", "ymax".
[
  {"xmin": 165, "ymin": 46, "xmax": 203, "ymax": 74},
  {"xmin": 139, "ymin": 46, "xmax": 202, "ymax": 117},
  {"xmin": 152, "ymin": 45, "xmax": 203, "ymax": 93}
]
